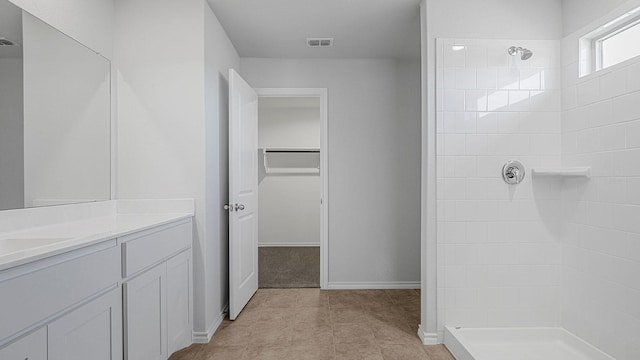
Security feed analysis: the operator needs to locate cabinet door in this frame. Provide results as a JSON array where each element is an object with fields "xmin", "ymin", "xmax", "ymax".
[
  {"xmin": 166, "ymin": 250, "xmax": 192, "ymax": 355},
  {"xmin": 48, "ymin": 288, "xmax": 122, "ymax": 360},
  {"xmin": 124, "ymin": 263, "xmax": 167, "ymax": 360},
  {"xmin": 0, "ymin": 327, "xmax": 47, "ymax": 360}
]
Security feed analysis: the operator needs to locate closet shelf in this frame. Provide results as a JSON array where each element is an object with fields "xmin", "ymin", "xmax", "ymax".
[
  {"xmin": 262, "ymin": 147, "xmax": 320, "ymax": 174},
  {"xmin": 531, "ymin": 167, "xmax": 591, "ymax": 179},
  {"xmin": 263, "ymin": 147, "xmax": 320, "ymax": 153}
]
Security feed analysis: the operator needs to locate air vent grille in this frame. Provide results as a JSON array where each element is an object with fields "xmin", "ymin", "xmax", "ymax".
[
  {"xmin": 307, "ymin": 38, "xmax": 333, "ymax": 48},
  {"xmin": 0, "ymin": 38, "xmax": 19, "ymax": 46}
]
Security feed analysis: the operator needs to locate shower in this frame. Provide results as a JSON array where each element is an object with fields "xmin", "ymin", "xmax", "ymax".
[{"xmin": 508, "ymin": 46, "xmax": 533, "ymax": 60}]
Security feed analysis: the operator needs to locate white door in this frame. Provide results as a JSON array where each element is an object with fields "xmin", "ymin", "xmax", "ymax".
[{"xmin": 228, "ymin": 69, "xmax": 259, "ymax": 320}]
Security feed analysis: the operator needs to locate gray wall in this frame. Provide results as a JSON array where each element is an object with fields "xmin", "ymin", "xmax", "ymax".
[
  {"xmin": 0, "ymin": 57, "xmax": 23, "ymax": 210},
  {"xmin": 241, "ymin": 58, "xmax": 422, "ymax": 287}
]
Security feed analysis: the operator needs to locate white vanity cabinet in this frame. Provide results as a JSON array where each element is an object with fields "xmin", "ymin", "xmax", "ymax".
[
  {"xmin": 48, "ymin": 287, "xmax": 122, "ymax": 360},
  {"xmin": 121, "ymin": 219, "xmax": 193, "ymax": 360},
  {"xmin": 0, "ymin": 241, "xmax": 122, "ymax": 360},
  {"xmin": 0, "ymin": 327, "xmax": 47, "ymax": 360}
]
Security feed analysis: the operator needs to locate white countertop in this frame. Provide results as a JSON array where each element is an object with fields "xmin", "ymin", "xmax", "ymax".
[{"xmin": 0, "ymin": 212, "xmax": 193, "ymax": 272}]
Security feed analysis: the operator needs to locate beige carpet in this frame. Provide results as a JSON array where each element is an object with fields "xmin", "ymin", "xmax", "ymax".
[{"xmin": 258, "ymin": 247, "xmax": 320, "ymax": 288}]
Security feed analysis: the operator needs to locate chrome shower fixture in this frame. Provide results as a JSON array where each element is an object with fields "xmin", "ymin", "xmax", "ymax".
[{"xmin": 508, "ymin": 46, "xmax": 533, "ymax": 60}]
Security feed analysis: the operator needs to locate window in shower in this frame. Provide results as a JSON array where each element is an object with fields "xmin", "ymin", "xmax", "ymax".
[{"xmin": 580, "ymin": 6, "xmax": 640, "ymax": 76}]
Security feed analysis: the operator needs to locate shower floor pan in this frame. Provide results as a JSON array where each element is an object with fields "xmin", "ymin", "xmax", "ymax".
[{"xmin": 444, "ymin": 327, "xmax": 615, "ymax": 360}]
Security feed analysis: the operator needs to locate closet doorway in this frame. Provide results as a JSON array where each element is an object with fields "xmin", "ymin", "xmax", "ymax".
[{"xmin": 256, "ymin": 88, "xmax": 328, "ymax": 289}]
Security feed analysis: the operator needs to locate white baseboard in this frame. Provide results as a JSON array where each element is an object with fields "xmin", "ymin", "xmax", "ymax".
[
  {"xmin": 326, "ymin": 281, "xmax": 420, "ymax": 289},
  {"xmin": 192, "ymin": 304, "xmax": 228, "ymax": 344},
  {"xmin": 418, "ymin": 324, "xmax": 440, "ymax": 345},
  {"xmin": 258, "ymin": 242, "xmax": 320, "ymax": 247}
]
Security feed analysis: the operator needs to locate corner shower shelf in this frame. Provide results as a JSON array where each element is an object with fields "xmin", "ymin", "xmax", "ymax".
[
  {"xmin": 531, "ymin": 167, "xmax": 592, "ymax": 179},
  {"xmin": 262, "ymin": 147, "xmax": 320, "ymax": 174}
]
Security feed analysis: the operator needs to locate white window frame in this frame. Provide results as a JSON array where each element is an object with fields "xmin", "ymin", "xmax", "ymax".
[
  {"xmin": 580, "ymin": 6, "xmax": 640, "ymax": 78},
  {"xmin": 593, "ymin": 16, "xmax": 640, "ymax": 72}
]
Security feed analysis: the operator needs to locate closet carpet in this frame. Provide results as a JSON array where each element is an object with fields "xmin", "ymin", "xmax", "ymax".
[
  {"xmin": 258, "ymin": 247, "xmax": 320, "ymax": 288},
  {"xmin": 169, "ymin": 288, "xmax": 454, "ymax": 360}
]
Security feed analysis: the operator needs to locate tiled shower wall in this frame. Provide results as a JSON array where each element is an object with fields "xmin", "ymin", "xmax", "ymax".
[
  {"xmin": 436, "ymin": 39, "xmax": 563, "ymax": 330},
  {"xmin": 561, "ymin": 32, "xmax": 640, "ymax": 359}
]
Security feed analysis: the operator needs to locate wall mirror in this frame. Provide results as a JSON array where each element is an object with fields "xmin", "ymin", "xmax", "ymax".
[{"xmin": 0, "ymin": 0, "xmax": 110, "ymax": 211}]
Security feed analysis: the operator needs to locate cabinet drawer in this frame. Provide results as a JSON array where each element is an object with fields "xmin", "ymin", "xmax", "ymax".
[
  {"xmin": 0, "ymin": 242, "xmax": 119, "ymax": 341},
  {"xmin": 0, "ymin": 326, "xmax": 46, "ymax": 360},
  {"xmin": 121, "ymin": 220, "xmax": 191, "ymax": 278}
]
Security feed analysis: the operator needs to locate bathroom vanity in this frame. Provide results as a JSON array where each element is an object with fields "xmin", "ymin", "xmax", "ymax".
[{"xmin": 0, "ymin": 200, "xmax": 194, "ymax": 360}]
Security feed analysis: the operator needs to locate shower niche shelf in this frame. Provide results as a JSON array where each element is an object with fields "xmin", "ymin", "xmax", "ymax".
[{"xmin": 531, "ymin": 167, "xmax": 591, "ymax": 179}]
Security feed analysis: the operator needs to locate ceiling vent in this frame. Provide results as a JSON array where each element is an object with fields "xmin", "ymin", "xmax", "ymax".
[
  {"xmin": 0, "ymin": 37, "xmax": 19, "ymax": 46},
  {"xmin": 307, "ymin": 38, "xmax": 333, "ymax": 48}
]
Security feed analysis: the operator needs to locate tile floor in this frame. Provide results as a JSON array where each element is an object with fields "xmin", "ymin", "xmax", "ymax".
[{"xmin": 169, "ymin": 288, "xmax": 455, "ymax": 360}]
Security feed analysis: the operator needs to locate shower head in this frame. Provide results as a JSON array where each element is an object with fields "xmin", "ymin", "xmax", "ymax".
[{"xmin": 508, "ymin": 46, "xmax": 533, "ymax": 60}]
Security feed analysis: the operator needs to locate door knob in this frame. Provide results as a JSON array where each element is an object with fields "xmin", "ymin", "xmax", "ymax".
[{"xmin": 234, "ymin": 204, "xmax": 245, "ymax": 211}]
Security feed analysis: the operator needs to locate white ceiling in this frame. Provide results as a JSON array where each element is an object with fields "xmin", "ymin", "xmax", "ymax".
[{"xmin": 207, "ymin": 0, "xmax": 422, "ymax": 60}]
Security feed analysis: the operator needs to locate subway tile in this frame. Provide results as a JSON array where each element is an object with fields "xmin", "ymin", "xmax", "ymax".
[
  {"xmin": 465, "ymin": 134, "xmax": 488, "ymax": 155},
  {"xmin": 477, "ymin": 68, "xmax": 498, "ymax": 89},
  {"xmin": 541, "ymin": 68, "xmax": 561, "ymax": 90},
  {"xmin": 594, "ymin": 124, "xmax": 626, "ymax": 151},
  {"xmin": 442, "ymin": 134, "xmax": 466, "ymax": 155},
  {"xmin": 456, "ymin": 68, "xmax": 477, "ymax": 89},
  {"xmin": 627, "ymin": 120, "xmax": 640, "ymax": 148},
  {"xmin": 466, "ymin": 90, "xmax": 488, "ymax": 111},
  {"xmin": 577, "ymin": 78, "xmax": 600, "ymax": 106},
  {"xmin": 498, "ymin": 68, "xmax": 520, "ymax": 89},
  {"xmin": 508, "ymin": 90, "xmax": 531, "ymax": 111},
  {"xmin": 454, "ymin": 156, "xmax": 478, "ymax": 177},
  {"xmin": 488, "ymin": 47, "xmax": 509, "ymax": 68},
  {"xmin": 487, "ymin": 90, "xmax": 509, "ymax": 111},
  {"xmin": 443, "ymin": 45, "xmax": 466, "ymax": 67},
  {"xmin": 600, "ymin": 69, "xmax": 628, "ymax": 100},
  {"xmin": 562, "ymin": 85, "xmax": 578, "ymax": 110},
  {"xmin": 584, "ymin": 100, "xmax": 614, "ymax": 128},
  {"xmin": 443, "ymin": 68, "xmax": 456, "ymax": 89},
  {"xmin": 520, "ymin": 69, "xmax": 542, "ymax": 90},
  {"xmin": 613, "ymin": 91, "xmax": 640, "ymax": 123},
  {"xmin": 477, "ymin": 112, "xmax": 499, "ymax": 133},
  {"xmin": 444, "ymin": 90, "xmax": 465, "ymax": 111},
  {"xmin": 627, "ymin": 178, "xmax": 640, "ymax": 205},
  {"xmin": 497, "ymin": 112, "xmax": 521, "ymax": 134},
  {"xmin": 466, "ymin": 46, "xmax": 488, "ymax": 68},
  {"xmin": 627, "ymin": 61, "xmax": 640, "ymax": 93}
]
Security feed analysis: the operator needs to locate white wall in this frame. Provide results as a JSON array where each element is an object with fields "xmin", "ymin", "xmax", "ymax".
[
  {"xmin": 8, "ymin": 0, "xmax": 113, "ymax": 59},
  {"xmin": 116, "ymin": 0, "xmax": 240, "ymax": 340},
  {"xmin": 426, "ymin": 0, "xmax": 562, "ymax": 41},
  {"xmin": 240, "ymin": 58, "xmax": 422, "ymax": 287},
  {"xmin": 204, "ymin": 0, "xmax": 240, "ymax": 339},
  {"xmin": 258, "ymin": 104, "xmax": 320, "ymax": 246},
  {"xmin": 562, "ymin": 0, "xmax": 628, "ymax": 37},
  {"xmin": 0, "ymin": 57, "xmax": 23, "ymax": 211},
  {"xmin": 22, "ymin": 12, "xmax": 111, "ymax": 207},
  {"xmin": 561, "ymin": 4, "xmax": 640, "ymax": 358}
]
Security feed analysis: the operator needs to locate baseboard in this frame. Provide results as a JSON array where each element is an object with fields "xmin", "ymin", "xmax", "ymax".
[
  {"xmin": 418, "ymin": 324, "xmax": 440, "ymax": 345},
  {"xmin": 326, "ymin": 281, "xmax": 420, "ymax": 289},
  {"xmin": 192, "ymin": 304, "xmax": 228, "ymax": 344},
  {"xmin": 258, "ymin": 242, "xmax": 320, "ymax": 247}
]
